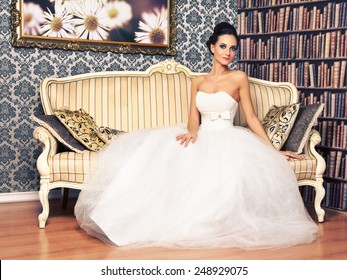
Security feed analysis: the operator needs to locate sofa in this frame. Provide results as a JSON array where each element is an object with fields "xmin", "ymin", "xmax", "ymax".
[{"xmin": 32, "ymin": 59, "xmax": 326, "ymax": 228}]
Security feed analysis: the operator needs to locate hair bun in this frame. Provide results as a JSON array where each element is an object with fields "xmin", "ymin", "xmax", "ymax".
[{"xmin": 214, "ymin": 22, "xmax": 233, "ymax": 33}]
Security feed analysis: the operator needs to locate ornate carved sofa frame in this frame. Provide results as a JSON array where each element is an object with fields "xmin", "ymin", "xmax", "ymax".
[{"xmin": 34, "ymin": 59, "xmax": 326, "ymax": 228}]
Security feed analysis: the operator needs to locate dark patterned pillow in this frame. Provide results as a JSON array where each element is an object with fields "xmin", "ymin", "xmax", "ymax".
[
  {"xmin": 54, "ymin": 108, "xmax": 106, "ymax": 152},
  {"xmin": 31, "ymin": 114, "xmax": 85, "ymax": 153},
  {"xmin": 261, "ymin": 103, "xmax": 300, "ymax": 150},
  {"xmin": 282, "ymin": 103, "xmax": 325, "ymax": 154}
]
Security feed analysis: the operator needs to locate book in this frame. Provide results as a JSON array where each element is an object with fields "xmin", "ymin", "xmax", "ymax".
[
  {"xmin": 327, "ymin": 120, "xmax": 333, "ymax": 147},
  {"xmin": 311, "ymin": 6, "xmax": 317, "ymax": 30},
  {"xmin": 340, "ymin": 122, "xmax": 344, "ymax": 148},
  {"xmin": 335, "ymin": 151, "xmax": 343, "ymax": 178},
  {"xmin": 327, "ymin": 2, "xmax": 332, "ymax": 29},
  {"xmin": 303, "ymin": 62, "xmax": 309, "ymax": 87},
  {"xmin": 332, "ymin": 120, "xmax": 337, "ymax": 147},
  {"xmin": 337, "ymin": 123, "xmax": 342, "ymax": 146},
  {"xmin": 328, "ymin": 150, "xmax": 337, "ymax": 177},
  {"xmin": 343, "ymin": 124, "xmax": 347, "ymax": 149},
  {"xmin": 298, "ymin": 5, "xmax": 304, "ymax": 30},
  {"xmin": 342, "ymin": 184, "xmax": 347, "ymax": 210},
  {"xmin": 340, "ymin": 158, "xmax": 346, "ymax": 178},
  {"xmin": 258, "ymin": 11, "xmax": 263, "ymax": 33},
  {"xmin": 340, "ymin": 60, "xmax": 346, "ymax": 88},
  {"xmin": 321, "ymin": 120, "xmax": 327, "ymax": 146},
  {"xmin": 325, "ymin": 183, "xmax": 331, "ymax": 207},
  {"xmin": 322, "ymin": 5, "xmax": 327, "ymax": 29},
  {"xmin": 309, "ymin": 64, "xmax": 315, "ymax": 87},
  {"xmin": 330, "ymin": 93, "xmax": 336, "ymax": 117},
  {"xmin": 335, "ymin": 3, "xmax": 340, "ymax": 28},
  {"xmin": 278, "ymin": 7, "xmax": 285, "ymax": 32},
  {"xmin": 323, "ymin": 91, "xmax": 328, "ymax": 117},
  {"xmin": 325, "ymin": 32, "xmax": 331, "ymax": 58},
  {"xmin": 284, "ymin": 6, "xmax": 290, "ymax": 31},
  {"xmin": 332, "ymin": 61, "xmax": 340, "ymax": 88},
  {"xmin": 330, "ymin": 31, "xmax": 337, "ymax": 58},
  {"xmin": 336, "ymin": 30, "xmax": 341, "ymax": 57}
]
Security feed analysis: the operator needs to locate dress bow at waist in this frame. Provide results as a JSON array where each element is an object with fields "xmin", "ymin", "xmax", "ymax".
[{"xmin": 201, "ymin": 111, "xmax": 231, "ymax": 121}]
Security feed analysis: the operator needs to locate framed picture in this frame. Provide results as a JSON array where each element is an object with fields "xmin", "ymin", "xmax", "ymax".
[{"xmin": 11, "ymin": 0, "xmax": 177, "ymax": 55}]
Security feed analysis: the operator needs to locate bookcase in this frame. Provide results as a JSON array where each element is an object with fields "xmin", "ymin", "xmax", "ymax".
[{"xmin": 237, "ymin": 0, "xmax": 347, "ymax": 212}]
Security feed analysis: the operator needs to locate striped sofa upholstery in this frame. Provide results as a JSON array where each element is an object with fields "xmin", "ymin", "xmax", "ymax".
[{"xmin": 34, "ymin": 59, "xmax": 326, "ymax": 229}]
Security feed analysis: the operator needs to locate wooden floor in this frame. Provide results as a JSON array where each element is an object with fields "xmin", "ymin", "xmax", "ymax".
[{"xmin": 1, "ymin": 198, "xmax": 347, "ymax": 260}]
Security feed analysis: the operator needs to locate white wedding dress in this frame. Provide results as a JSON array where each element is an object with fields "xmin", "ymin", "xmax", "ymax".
[{"xmin": 75, "ymin": 91, "xmax": 318, "ymax": 249}]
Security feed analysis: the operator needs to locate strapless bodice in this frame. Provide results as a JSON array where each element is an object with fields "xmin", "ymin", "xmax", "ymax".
[{"xmin": 195, "ymin": 91, "xmax": 238, "ymax": 131}]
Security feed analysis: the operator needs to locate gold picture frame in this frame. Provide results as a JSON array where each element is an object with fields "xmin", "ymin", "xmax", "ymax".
[{"xmin": 11, "ymin": 0, "xmax": 177, "ymax": 55}]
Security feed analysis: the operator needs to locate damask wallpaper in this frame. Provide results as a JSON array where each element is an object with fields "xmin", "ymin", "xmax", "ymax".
[{"xmin": 0, "ymin": 0, "xmax": 237, "ymax": 194}]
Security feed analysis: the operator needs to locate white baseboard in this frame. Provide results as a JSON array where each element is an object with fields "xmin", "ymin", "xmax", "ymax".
[
  {"xmin": 0, "ymin": 189, "xmax": 79, "ymax": 203},
  {"xmin": 0, "ymin": 191, "xmax": 40, "ymax": 203}
]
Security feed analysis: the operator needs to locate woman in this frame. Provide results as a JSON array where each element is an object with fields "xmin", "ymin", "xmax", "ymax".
[{"xmin": 75, "ymin": 22, "xmax": 318, "ymax": 249}]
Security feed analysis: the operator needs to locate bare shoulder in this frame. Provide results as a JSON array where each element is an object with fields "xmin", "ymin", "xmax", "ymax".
[
  {"xmin": 228, "ymin": 70, "xmax": 249, "ymax": 89},
  {"xmin": 228, "ymin": 70, "xmax": 248, "ymax": 81},
  {"xmin": 191, "ymin": 75, "xmax": 206, "ymax": 89},
  {"xmin": 192, "ymin": 75, "xmax": 205, "ymax": 84}
]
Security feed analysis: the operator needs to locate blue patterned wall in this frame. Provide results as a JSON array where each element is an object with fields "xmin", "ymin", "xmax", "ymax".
[{"xmin": 0, "ymin": 0, "xmax": 237, "ymax": 193}]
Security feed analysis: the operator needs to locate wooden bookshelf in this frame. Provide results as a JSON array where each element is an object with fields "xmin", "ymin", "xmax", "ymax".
[{"xmin": 237, "ymin": 0, "xmax": 347, "ymax": 211}]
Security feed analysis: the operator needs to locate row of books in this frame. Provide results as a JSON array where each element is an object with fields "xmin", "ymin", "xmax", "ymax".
[
  {"xmin": 305, "ymin": 61, "xmax": 346, "ymax": 88},
  {"xmin": 300, "ymin": 91, "xmax": 347, "ymax": 118},
  {"xmin": 238, "ymin": 2, "xmax": 347, "ymax": 34},
  {"xmin": 239, "ymin": 30, "xmax": 347, "ymax": 60},
  {"xmin": 299, "ymin": 91, "xmax": 319, "ymax": 105},
  {"xmin": 323, "ymin": 150, "xmax": 347, "ymax": 179},
  {"xmin": 238, "ymin": 61, "xmax": 347, "ymax": 87},
  {"xmin": 300, "ymin": 183, "xmax": 347, "ymax": 211},
  {"xmin": 318, "ymin": 121, "xmax": 347, "ymax": 149},
  {"xmin": 324, "ymin": 182, "xmax": 347, "ymax": 210},
  {"xmin": 238, "ymin": 0, "xmax": 327, "ymax": 9}
]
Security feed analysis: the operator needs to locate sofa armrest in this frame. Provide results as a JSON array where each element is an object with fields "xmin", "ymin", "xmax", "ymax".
[
  {"xmin": 33, "ymin": 126, "xmax": 58, "ymax": 178},
  {"xmin": 303, "ymin": 129, "xmax": 326, "ymax": 177},
  {"xmin": 300, "ymin": 129, "xmax": 326, "ymax": 222}
]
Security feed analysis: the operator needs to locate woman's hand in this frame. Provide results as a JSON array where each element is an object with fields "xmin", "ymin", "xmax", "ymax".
[
  {"xmin": 279, "ymin": 150, "xmax": 304, "ymax": 160},
  {"xmin": 176, "ymin": 132, "xmax": 197, "ymax": 147}
]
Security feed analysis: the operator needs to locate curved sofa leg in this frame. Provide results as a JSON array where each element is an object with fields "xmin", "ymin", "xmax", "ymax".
[
  {"xmin": 38, "ymin": 178, "xmax": 50, "ymax": 228},
  {"xmin": 314, "ymin": 178, "xmax": 325, "ymax": 222}
]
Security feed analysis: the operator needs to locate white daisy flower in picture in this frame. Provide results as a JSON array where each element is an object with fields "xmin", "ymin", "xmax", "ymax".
[
  {"xmin": 135, "ymin": 6, "xmax": 168, "ymax": 45},
  {"xmin": 23, "ymin": 2, "xmax": 45, "ymax": 36},
  {"xmin": 73, "ymin": 0, "xmax": 110, "ymax": 40},
  {"xmin": 102, "ymin": 0, "xmax": 133, "ymax": 29},
  {"xmin": 40, "ymin": 0, "xmax": 76, "ymax": 38},
  {"xmin": 49, "ymin": 0, "xmax": 95, "ymax": 12},
  {"xmin": 60, "ymin": 0, "xmax": 86, "ymax": 14}
]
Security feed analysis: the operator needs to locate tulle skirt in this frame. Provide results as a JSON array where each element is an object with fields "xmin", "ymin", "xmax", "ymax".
[{"xmin": 74, "ymin": 124, "xmax": 318, "ymax": 249}]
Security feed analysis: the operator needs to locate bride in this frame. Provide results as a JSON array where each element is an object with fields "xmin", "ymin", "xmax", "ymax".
[{"xmin": 74, "ymin": 22, "xmax": 318, "ymax": 249}]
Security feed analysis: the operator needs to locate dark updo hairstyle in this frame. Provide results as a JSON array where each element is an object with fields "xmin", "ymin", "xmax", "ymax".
[{"xmin": 206, "ymin": 22, "xmax": 240, "ymax": 54}]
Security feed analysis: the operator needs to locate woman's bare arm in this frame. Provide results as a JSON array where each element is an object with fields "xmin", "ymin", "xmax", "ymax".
[
  {"xmin": 238, "ymin": 71, "xmax": 273, "ymax": 144},
  {"xmin": 238, "ymin": 71, "xmax": 302, "ymax": 160},
  {"xmin": 176, "ymin": 77, "xmax": 201, "ymax": 147}
]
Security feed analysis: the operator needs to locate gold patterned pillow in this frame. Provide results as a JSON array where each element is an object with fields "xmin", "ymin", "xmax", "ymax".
[
  {"xmin": 261, "ymin": 103, "xmax": 300, "ymax": 150},
  {"xmin": 97, "ymin": 126, "xmax": 124, "ymax": 142},
  {"xmin": 54, "ymin": 108, "xmax": 106, "ymax": 152}
]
